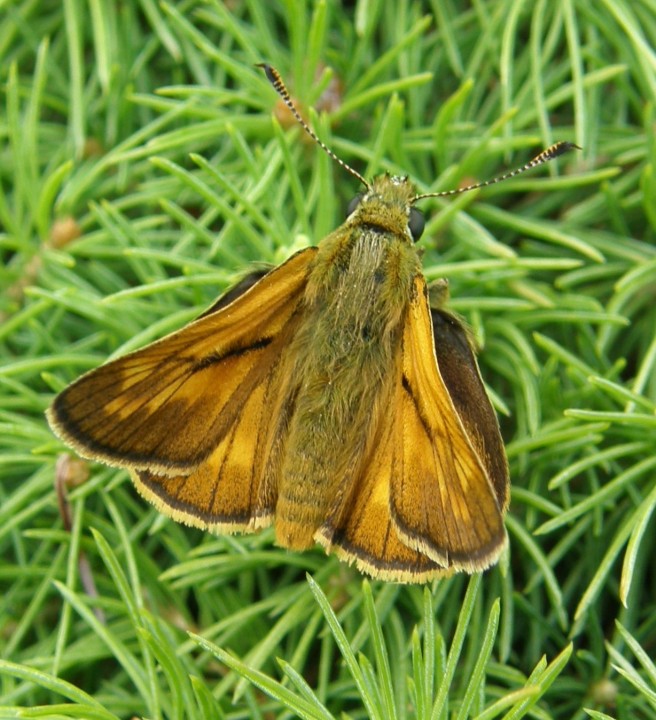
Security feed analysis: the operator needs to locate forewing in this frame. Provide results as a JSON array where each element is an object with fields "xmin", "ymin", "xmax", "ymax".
[
  {"xmin": 47, "ymin": 248, "xmax": 316, "ymax": 474},
  {"xmin": 391, "ymin": 277, "xmax": 507, "ymax": 571}
]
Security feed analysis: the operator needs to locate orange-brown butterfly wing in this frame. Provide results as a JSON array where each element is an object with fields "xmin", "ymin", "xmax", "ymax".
[
  {"xmin": 428, "ymin": 307, "xmax": 509, "ymax": 511},
  {"xmin": 391, "ymin": 277, "xmax": 507, "ymax": 571},
  {"xmin": 314, "ymin": 358, "xmax": 451, "ymax": 582},
  {"xmin": 315, "ymin": 276, "xmax": 507, "ymax": 581},
  {"xmin": 131, "ymin": 362, "xmax": 282, "ymax": 532},
  {"xmin": 47, "ymin": 248, "xmax": 316, "ymax": 481}
]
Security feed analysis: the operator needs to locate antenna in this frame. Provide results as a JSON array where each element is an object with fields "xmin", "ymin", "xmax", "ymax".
[
  {"xmin": 257, "ymin": 63, "xmax": 370, "ymax": 189},
  {"xmin": 257, "ymin": 64, "xmax": 579, "ymax": 200},
  {"xmin": 413, "ymin": 141, "xmax": 580, "ymax": 202}
]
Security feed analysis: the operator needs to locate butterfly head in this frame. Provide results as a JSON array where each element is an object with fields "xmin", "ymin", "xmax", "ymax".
[{"xmin": 345, "ymin": 174, "xmax": 426, "ymax": 243}]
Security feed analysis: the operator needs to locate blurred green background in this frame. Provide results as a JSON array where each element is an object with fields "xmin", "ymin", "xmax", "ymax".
[{"xmin": 1, "ymin": 1, "xmax": 654, "ymax": 718}]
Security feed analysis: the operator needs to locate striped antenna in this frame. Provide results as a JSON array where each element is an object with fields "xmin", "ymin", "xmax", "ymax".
[
  {"xmin": 413, "ymin": 141, "xmax": 580, "ymax": 202},
  {"xmin": 257, "ymin": 63, "xmax": 370, "ymax": 189},
  {"xmin": 257, "ymin": 64, "xmax": 579, "ymax": 201}
]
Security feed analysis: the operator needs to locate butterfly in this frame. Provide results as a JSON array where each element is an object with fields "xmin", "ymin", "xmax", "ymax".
[{"xmin": 47, "ymin": 64, "xmax": 577, "ymax": 583}]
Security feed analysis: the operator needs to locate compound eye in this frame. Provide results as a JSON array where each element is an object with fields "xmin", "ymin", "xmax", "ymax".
[
  {"xmin": 408, "ymin": 207, "xmax": 425, "ymax": 241},
  {"xmin": 346, "ymin": 193, "xmax": 364, "ymax": 218}
]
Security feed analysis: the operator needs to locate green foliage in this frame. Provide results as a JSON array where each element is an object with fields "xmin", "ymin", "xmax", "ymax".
[{"xmin": 1, "ymin": 1, "xmax": 654, "ymax": 718}]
